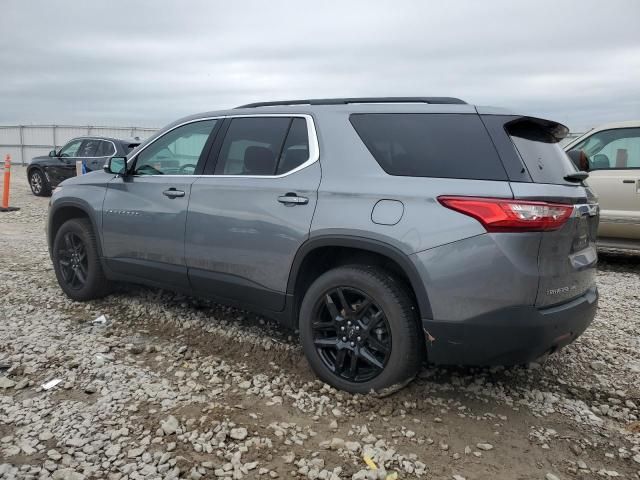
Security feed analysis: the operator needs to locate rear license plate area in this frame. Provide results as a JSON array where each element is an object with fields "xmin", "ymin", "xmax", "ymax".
[{"xmin": 572, "ymin": 216, "xmax": 590, "ymax": 251}]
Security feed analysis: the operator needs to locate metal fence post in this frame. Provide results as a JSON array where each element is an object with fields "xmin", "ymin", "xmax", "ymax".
[
  {"xmin": 53, "ymin": 125, "xmax": 57, "ymax": 151},
  {"xmin": 19, "ymin": 125, "xmax": 25, "ymax": 166}
]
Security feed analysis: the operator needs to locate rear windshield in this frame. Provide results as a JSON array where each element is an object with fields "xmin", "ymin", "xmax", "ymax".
[
  {"xmin": 506, "ymin": 118, "xmax": 577, "ymax": 185},
  {"xmin": 350, "ymin": 113, "xmax": 507, "ymax": 181}
]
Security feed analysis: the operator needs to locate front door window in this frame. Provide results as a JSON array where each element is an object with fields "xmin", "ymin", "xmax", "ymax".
[
  {"xmin": 58, "ymin": 140, "xmax": 83, "ymax": 158},
  {"xmin": 134, "ymin": 120, "xmax": 217, "ymax": 175},
  {"xmin": 571, "ymin": 128, "xmax": 640, "ymax": 170}
]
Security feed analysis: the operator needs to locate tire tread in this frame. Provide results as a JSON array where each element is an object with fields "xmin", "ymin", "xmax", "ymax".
[
  {"xmin": 52, "ymin": 218, "xmax": 110, "ymax": 301},
  {"xmin": 29, "ymin": 169, "xmax": 51, "ymax": 197},
  {"xmin": 299, "ymin": 264, "xmax": 422, "ymax": 394}
]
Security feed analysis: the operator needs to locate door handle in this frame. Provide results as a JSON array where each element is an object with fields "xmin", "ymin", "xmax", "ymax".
[
  {"xmin": 278, "ymin": 193, "xmax": 309, "ymax": 205},
  {"xmin": 163, "ymin": 188, "xmax": 185, "ymax": 198},
  {"xmin": 622, "ymin": 179, "xmax": 635, "ymax": 184}
]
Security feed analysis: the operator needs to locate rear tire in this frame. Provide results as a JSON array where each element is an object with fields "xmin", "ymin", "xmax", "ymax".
[
  {"xmin": 52, "ymin": 218, "xmax": 110, "ymax": 301},
  {"xmin": 29, "ymin": 169, "xmax": 51, "ymax": 196},
  {"xmin": 299, "ymin": 265, "xmax": 421, "ymax": 394}
]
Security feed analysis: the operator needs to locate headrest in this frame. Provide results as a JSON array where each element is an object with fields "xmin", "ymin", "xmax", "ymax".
[
  {"xmin": 616, "ymin": 149, "xmax": 628, "ymax": 168},
  {"xmin": 244, "ymin": 146, "xmax": 275, "ymax": 175},
  {"xmin": 591, "ymin": 154, "xmax": 610, "ymax": 169},
  {"xmin": 279, "ymin": 148, "xmax": 309, "ymax": 173}
]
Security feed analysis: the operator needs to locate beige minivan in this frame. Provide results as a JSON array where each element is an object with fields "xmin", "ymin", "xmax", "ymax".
[{"xmin": 565, "ymin": 121, "xmax": 640, "ymax": 251}]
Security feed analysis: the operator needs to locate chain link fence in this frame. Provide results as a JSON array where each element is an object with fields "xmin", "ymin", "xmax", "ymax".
[{"xmin": 0, "ymin": 125, "xmax": 159, "ymax": 165}]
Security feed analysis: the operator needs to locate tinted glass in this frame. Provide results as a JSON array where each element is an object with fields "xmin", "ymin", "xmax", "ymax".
[
  {"xmin": 77, "ymin": 140, "xmax": 99, "ymax": 157},
  {"xmin": 276, "ymin": 118, "xmax": 309, "ymax": 174},
  {"xmin": 350, "ymin": 114, "xmax": 507, "ymax": 180},
  {"xmin": 134, "ymin": 120, "xmax": 217, "ymax": 175},
  {"xmin": 97, "ymin": 140, "xmax": 116, "ymax": 156},
  {"xmin": 58, "ymin": 140, "xmax": 83, "ymax": 157},
  {"xmin": 215, "ymin": 117, "xmax": 291, "ymax": 175},
  {"xmin": 570, "ymin": 128, "xmax": 640, "ymax": 169},
  {"xmin": 507, "ymin": 119, "xmax": 577, "ymax": 185}
]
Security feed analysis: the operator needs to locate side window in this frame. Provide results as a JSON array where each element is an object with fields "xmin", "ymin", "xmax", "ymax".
[
  {"xmin": 134, "ymin": 120, "xmax": 217, "ymax": 175},
  {"xmin": 276, "ymin": 118, "xmax": 310, "ymax": 174},
  {"xmin": 571, "ymin": 128, "xmax": 640, "ymax": 170},
  {"xmin": 58, "ymin": 140, "xmax": 83, "ymax": 157},
  {"xmin": 96, "ymin": 140, "xmax": 116, "ymax": 157},
  {"xmin": 350, "ymin": 114, "xmax": 507, "ymax": 180},
  {"xmin": 214, "ymin": 117, "xmax": 293, "ymax": 176},
  {"xmin": 77, "ymin": 139, "xmax": 100, "ymax": 157}
]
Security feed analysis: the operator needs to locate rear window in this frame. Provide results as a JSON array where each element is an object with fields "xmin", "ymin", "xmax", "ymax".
[
  {"xmin": 96, "ymin": 140, "xmax": 115, "ymax": 157},
  {"xmin": 506, "ymin": 118, "xmax": 577, "ymax": 185},
  {"xmin": 349, "ymin": 113, "xmax": 507, "ymax": 180},
  {"xmin": 276, "ymin": 118, "xmax": 309, "ymax": 174},
  {"xmin": 214, "ymin": 117, "xmax": 310, "ymax": 176},
  {"xmin": 215, "ymin": 117, "xmax": 291, "ymax": 175},
  {"xmin": 77, "ymin": 139, "xmax": 100, "ymax": 157}
]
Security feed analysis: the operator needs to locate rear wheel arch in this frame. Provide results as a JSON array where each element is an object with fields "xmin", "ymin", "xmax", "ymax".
[{"xmin": 287, "ymin": 235, "xmax": 432, "ymax": 325}]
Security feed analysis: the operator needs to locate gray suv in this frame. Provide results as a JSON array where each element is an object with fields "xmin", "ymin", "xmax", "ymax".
[{"xmin": 47, "ymin": 97, "xmax": 599, "ymax": 393}]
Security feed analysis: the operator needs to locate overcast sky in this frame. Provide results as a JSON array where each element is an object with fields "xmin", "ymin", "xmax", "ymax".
[{"xmin": 1, "ymin": 0, "xmax": 638, "ymax": 132}]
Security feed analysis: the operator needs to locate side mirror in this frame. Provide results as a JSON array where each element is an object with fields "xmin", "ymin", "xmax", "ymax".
[
  {"xmin": 567, "ymin": 149, "xmax": 590, "ymax": 172},
  {"xmin": 49, "ymin": 149, "xmax": 57, "ymax": 157},
  {"xmin": 104, "ymin": 156, "xmax": 127, "ymax": 175}
]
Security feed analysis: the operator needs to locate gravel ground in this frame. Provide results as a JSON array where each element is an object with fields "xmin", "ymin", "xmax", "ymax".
[{"xmin": 1, "ymin": 166, "xmax": 639, "ymax": 480}]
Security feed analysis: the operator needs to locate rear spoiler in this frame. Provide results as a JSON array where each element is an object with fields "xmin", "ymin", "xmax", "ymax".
[{"xmin": 505, "ymin": 116, "xmax": 570, "ymax": 143}]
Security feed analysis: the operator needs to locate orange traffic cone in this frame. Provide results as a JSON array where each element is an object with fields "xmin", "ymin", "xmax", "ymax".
[{"xmin": 1, "ymin": 154, "xmax": 20, "ymax": 212}]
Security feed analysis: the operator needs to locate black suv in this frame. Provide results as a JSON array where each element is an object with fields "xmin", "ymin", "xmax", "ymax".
[{"xmin": 27, "ymin": 136, "xmax": 140, "ymax": 196}]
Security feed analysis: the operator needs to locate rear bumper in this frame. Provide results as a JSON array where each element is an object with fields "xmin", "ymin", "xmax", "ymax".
[{"xmin": 422, "ymin": 287, "xmax": 598, "ymax": 366}]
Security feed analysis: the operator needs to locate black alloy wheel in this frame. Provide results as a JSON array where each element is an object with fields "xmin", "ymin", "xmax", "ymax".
[
  {"xmin": 52, "ymin": 218, "xmax": 111, "ymax": 301},
  {"xmin": 29, "ymin": 169, "xmax": 50, "ymax": 196},
  {"xmin": 57, "ymin": 232, "xmax": 89, "ymax": 290},
  {"xmin": 300, "ymin": 265, "xmax": 422, "ymax": 394},
  {"xmin": 312, "ymin": 286, "xmax": 392, "ymax": 382}
]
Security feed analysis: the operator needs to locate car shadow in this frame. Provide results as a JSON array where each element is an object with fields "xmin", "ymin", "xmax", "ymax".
[{"xmin": 598, "ymin": 249, "xmax": 640, "ymax": 272}]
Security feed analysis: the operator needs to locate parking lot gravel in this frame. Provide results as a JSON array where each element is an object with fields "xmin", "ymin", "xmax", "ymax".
[{"xmin": 1, "ymin": 166, "xmax": 639, "ymax": 479}]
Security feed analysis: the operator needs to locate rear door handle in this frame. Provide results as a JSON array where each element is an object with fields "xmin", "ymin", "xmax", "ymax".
[
  {"xmin": 163, "ymin": 188, "xmax": 185, "ymax": 198},
  {"xmin": 278, "ymin": 193, "xmax": 309, "ymax": 205},
  {"xmin": 622, "ymin": 179, "xmax": 635, "ymax": 184}
]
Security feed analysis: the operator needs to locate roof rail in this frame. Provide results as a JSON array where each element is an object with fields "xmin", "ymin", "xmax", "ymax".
[{"xmin": 236, "ymin": 97, "xmax": 467, "ymax": 109}]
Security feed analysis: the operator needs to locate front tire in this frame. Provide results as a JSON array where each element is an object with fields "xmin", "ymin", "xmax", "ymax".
[
  {"xmin": 299, "ymin": 265, "xmax": 422, "ymax": 394},
  {"xmin": 52, "ymin": 218, "xmax": 110, "ymax": 301},
  {"xmin": 29, "ymin": 169, "xmax": 51, "ymax": 196}
]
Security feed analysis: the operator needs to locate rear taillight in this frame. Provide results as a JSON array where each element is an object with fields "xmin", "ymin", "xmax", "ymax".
[{"xmin": 438, "ymin": 196, "xmax": 573, "ymax": 232}]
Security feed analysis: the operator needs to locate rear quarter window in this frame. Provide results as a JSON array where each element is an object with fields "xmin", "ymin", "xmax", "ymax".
[{"xmin": 349, "ymin": 113, "xmax": 507, "ymax": 181}]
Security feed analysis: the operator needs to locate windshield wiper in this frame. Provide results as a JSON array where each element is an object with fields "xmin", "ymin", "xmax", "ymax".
[{"xmin": 564, "ymin": 171, "xmax": 589, "ymax": 182}]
